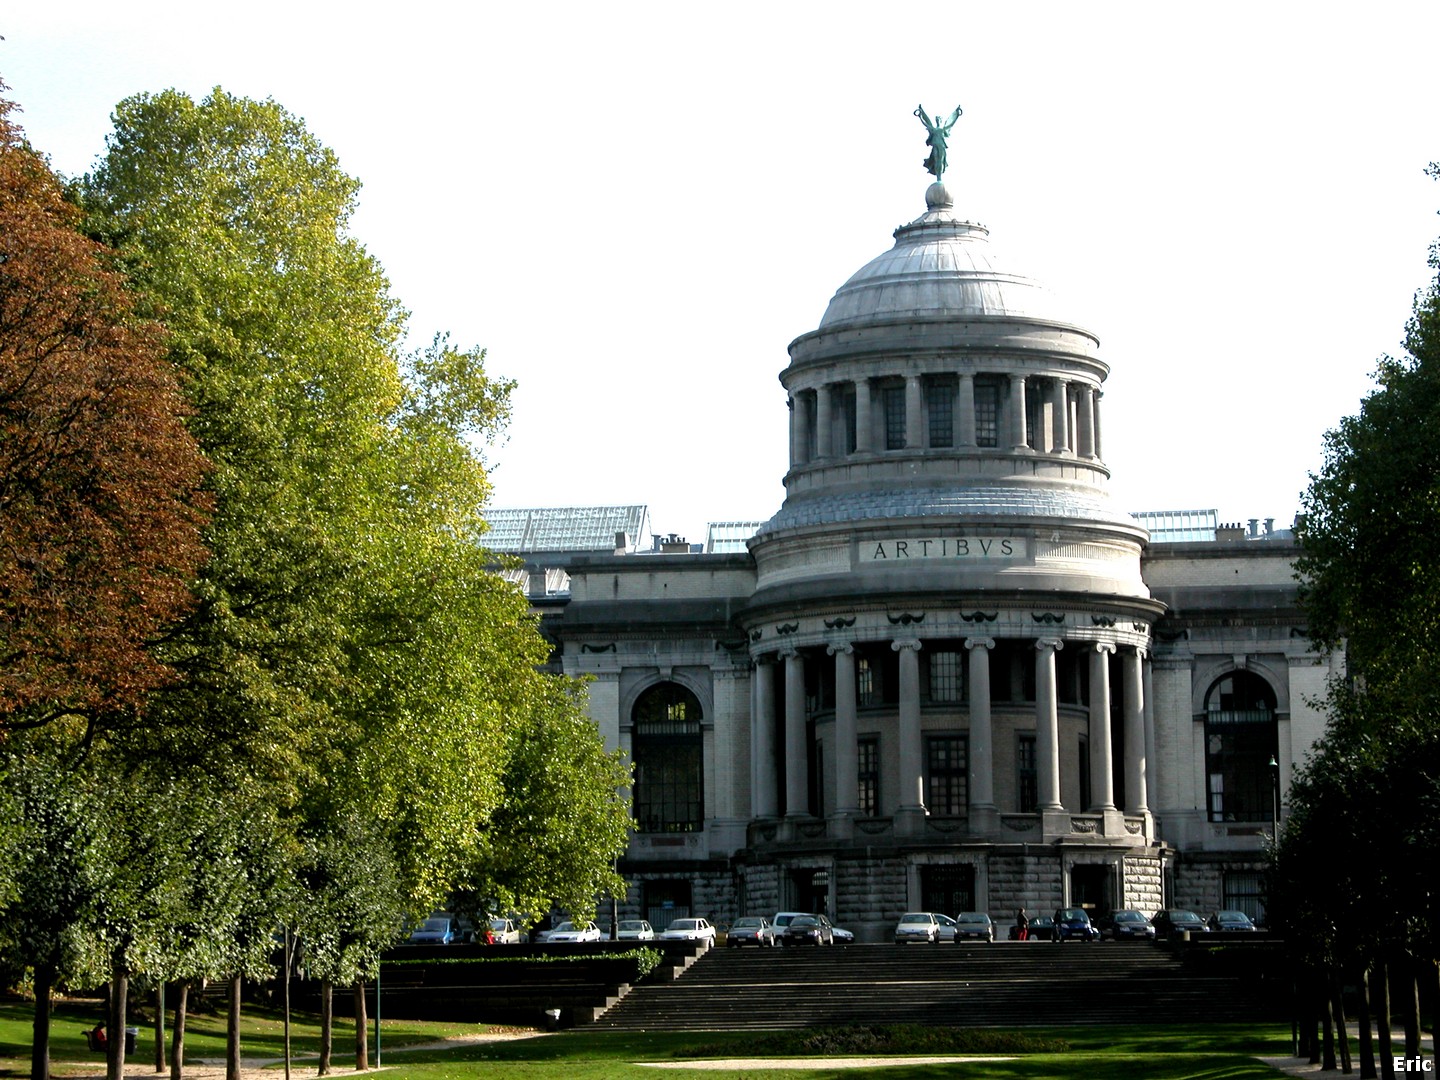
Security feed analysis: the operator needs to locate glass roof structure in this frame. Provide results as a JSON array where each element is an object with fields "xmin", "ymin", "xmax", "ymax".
[
  {"xmin": 483, "ymin": 505, "xmax": 650, "ymax": 555},
  {"xmin": 1132, "ymin": 509, "xmax": 1219, "ymax": 544}
]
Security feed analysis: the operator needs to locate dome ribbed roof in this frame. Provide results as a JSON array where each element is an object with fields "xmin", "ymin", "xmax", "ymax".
[{"xmin": 818, "ymin": 183, "xmax": 1070, "ymax": 331}]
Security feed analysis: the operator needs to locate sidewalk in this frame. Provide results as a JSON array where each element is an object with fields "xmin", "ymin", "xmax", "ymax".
[{"xmin": 1259, "ymin": 1033, "xmax": 1433, "ymax": 1077}]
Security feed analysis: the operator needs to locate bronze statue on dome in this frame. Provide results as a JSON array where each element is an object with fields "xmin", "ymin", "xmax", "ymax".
[{"xmin": 915, "ymin": 104, "xmax": 963, "ymax": 181}]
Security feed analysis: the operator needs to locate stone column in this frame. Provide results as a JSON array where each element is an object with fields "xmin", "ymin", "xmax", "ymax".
[
  {"xmin": 958, "ymin": 372, "xmax": 977, "ymax": 447},
  {"xmin": 1050, "ymin": 378, "xmax": 1070, "ymax": 453},
  {"xmin": 787, "ymin": 397, "xmax": 798, "ymax": 470},
  {"xmin": 815, "ymin": 383, "xmax": 832, "ymax": 460},
  {"xmin": 966, "ymin": 637, "xmax": 997, "ymax": 833},
  {"xmin": 751, "ymin": 657, "xmax": 777, "ymax": 818},
  {"xmin": 783, "ymin": 649, "xmax": 808, "ymax": 819},
  {"xmin": 1075, "ymin": 384, "xmax": 1096, "ymax": 458},
  {"xmin": 1142, "ymin": 651, "xmax": 1156, "ymax": 837},
  {"xmin": 854, "ymin": 377, "xmax": 872, "ymax": 454},
  {"xmin": 1009, "ymin": 374, "xmax": 1028, "ymax": 450},
  {"xmin": 1123, "ymin": 647, "xmax": 1148, "ymax": 815},
  {"xmin": 1088, "ymin": 643, "xmax": 1116, "ymax": 810},
  {"xmin": 893, "ymin": 638, "xmax": 925, "ymax": 831},
  {"xmin": 795, "ymin": 395, "xmax": 812, "ymax": 466},
  {"xmin": 1092, "ymin": 389, "xmax": 1104, "ymax": 460},
  {"xmin": 829, "ymin": 644, "xmax": 858, "ymax": 832},
  {"xmin": 905, "ymin": 375, "xmax": 924, "ymax": 449},
  {"xmin": 1035, "ymin": 638, "xmax": 1064, "ymax": 811}
]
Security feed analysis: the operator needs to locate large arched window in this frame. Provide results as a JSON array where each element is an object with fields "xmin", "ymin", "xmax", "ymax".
[
  {"xmin": 1203, "ymin": 671, "xmax": 1278, "ymax": 823},
  {"xmin": 631, "ymin": 682, "xmax": 704, "ymax": 833}
]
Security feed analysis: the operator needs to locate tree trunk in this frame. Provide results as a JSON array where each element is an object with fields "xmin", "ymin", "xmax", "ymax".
[
  {"xmin": 1332, "ymin": 971, "xmax": 1352, "ymax": 1074},
  {"xmin": 107, "ymin": 967, "xmax": 129, "ymax": 1080},
  {"xmin": 154, "ymin": 982, "xmax": 167, "ymax": 1073},
  {"xmin": 1322, "ymin": 975, "xmax": 1337, "ymax": 1071},
  {"xmin": 352, "ymin": 983, "xmax": 368, "ymax": 1071},
  {"xmin": 318, "ymin": 979, "xmax": 332, "ymax": 1075},
  {"xmin": 1400, "ymin": 959, "xmax": 1420, "ymax": 1064},
  {"xmin": 1357, "ymin": 965, "xmax": 1376, "ymax": 1079},
  {"xmin": 1377, "ymin": 958, "xmax": 1394, "ymax": 1080},
  {"xmin": 226, "ymin": 975, "xmax": 242, "ymax": 1080},
  {"xmin": 171, "ymin": 981, "xmax": 189, "ymax": 1080},
  {"xmin": 30, "ymin": 962, "xmax": 53, "ymax": 1080}
]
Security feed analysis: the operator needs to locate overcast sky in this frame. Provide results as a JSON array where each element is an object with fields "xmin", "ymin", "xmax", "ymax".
[{"xmin": 5, "ymin": 4, "xmax": 1438, "ymax": 545}]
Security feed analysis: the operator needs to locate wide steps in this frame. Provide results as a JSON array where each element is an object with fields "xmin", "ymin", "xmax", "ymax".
[{"xmin": 594, "ymin": 941, "xmax": 1285, "ymax": 1031}]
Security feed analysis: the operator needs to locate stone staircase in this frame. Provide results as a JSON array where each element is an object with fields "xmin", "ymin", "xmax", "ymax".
[{"xmin": 593, "ymin": 940, "xmax": 1289, "ymax": 1031}]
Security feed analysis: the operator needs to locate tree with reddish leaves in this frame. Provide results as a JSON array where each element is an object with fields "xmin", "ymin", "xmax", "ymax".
[{"xmin": 0, "ymin": 87, "xmax": 208, "ymax": 734}]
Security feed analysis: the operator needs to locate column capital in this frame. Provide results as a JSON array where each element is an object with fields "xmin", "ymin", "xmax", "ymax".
[
  {"xmin": 891, "ymin": 638, "xmax": 923, "ymax": 654},
  {"xmin": 826, "ymin": 641, "xmax": 855, "ymax": 657},
  {"xmin": 777, "ymin": 646, "xmax": 800, "ymax": 661},
  {"xmin": 1035, "ymin": 637, "xmax": 1064, "ymax": 653},
  {"xmin": 1092, "ymin": 641, "xmax": 1116, "ymax": 656},
  {"xmin": 964, "ymin": 636, "xmax": 996, "ymax": 652}
]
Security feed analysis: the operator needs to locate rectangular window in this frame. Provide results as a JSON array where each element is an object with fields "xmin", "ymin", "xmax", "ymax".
[
  {"xmin": 1026, "ymin": 381, "xmax": 1044, "ymax": 451},
  {"xmin": 841, "ymin": 385, "xmax": 857, "ymax": 454},
  {"xmin": 928, "ymin": 651, "xmax": 962, "ymax": 702},
  {"xmin": 857, "ymin": 658, "xmax": 874, "ymax": 706},
  {"xmin": 926, "ymin": 735, "xmax": 968, "ymax": 816},
  {"xmin": 975, "ymin": 381, "xmax": 999, "ymax": 447},
  {"xmin": 1017, "ymin": 733, "xmax": 1038, "ymax": 813},
  {"xmin": 926, "ymin": 379, "xmax": 954, "ymax": 448},
  {"xmin": 883, "ymin": 386, "xmax": 906, "ymax": 450},
  {"xmin": 1222, "ymin": 871, "xmax": 1266, "ymax": 925},
  {"xmin": 857, "ymin": 737, "xmax": 879, "ymax": 816}
]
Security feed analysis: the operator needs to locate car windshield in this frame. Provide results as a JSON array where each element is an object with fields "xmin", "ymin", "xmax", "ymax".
[
  {"xmin": 618, "ymin": 921, "xmax": 646, "ymax": 930},
  {"xmin": 733, "ymin": 918, "xmax": 762, "ymax": 928},
  {"xmin": 958, "ymin": 914, "xmax": 986, "ymax": 924},
  {"xmin": 900, "ymin": 914, "xmax": 930, "ymax": 924},
  {"xmin": 670, "ymin": 919, "xmax": 698, "ymax": 930},
  {"xmin": 1060, "ymin": 909, "xmax": 1086, "ymax": 920},
  {"xmin": 790, "ymin": 917, "xmax": 816, "ymax": 928},
  {"xmin": 552, "ymin": 922, "xmax": 574, "ymax": 932},
  {"xmin": 1116, "ymin": 912, "xmax": 1144, "ymax": 923},
  {"xmin": 421, "ymin": 919, "xmax": 448, "ymax": 932}
]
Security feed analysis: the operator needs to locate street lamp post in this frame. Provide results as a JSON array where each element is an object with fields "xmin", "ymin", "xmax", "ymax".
[{"xmin": 1267, "ymin": 754, "xmax": 1280, "ymax": 843}]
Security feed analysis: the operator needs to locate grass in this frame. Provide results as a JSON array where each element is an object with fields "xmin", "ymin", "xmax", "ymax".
[{"xmin": 0, "ymin": 998, "xmax": 1298, "ymax": 1079}]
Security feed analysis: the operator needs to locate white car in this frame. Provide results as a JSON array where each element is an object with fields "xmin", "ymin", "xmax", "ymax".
[
  {"xmin": 660, "ymin": 917, "xmax": 716, "ymax": 942},
  {"xmin": 934, "ymin": 913, "xmax": 959, "ymax": 942},
  {"xmin": 894, "ymin": 911, "xmax": 941, "ymax": 944},
  {"xmin": 485, "ymin": 917, "xmax": 522, "ymax": 944},
  {"xmin": 546, "ymin": 920, "xmax": 601, "ymax": 942},
  {"xmin": 770, "ymin": 911, "xmax": 809, "ymax": 934},
  {"xmin": 616, "ymin": 919, "xmax": 655, "ymax": 941}
]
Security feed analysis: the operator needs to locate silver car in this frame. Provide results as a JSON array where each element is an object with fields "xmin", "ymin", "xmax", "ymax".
[{"xmin": 894, "ymin": 911, "xmax": 941, "ymax": 944}]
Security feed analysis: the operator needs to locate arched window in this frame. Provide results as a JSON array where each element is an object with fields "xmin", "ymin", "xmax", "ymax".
[
  {"xmin": 1203, "ymin": 671, "xmax": 1277, "ymax": 823},
  {"xmin": 631, "ymin": 682, "xmax": 703, "ymax": 833}
]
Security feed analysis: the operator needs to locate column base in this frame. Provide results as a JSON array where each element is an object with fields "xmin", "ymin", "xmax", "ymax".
[
  {"xmin": 894, "ymin": 806, "xmax": 928, "ymax": 837},
  {"xmin": 827, "ymin": 812, "xmax": 856, "ymax": 842},
  {"xmin": 1040, "ymin": 807, "xmax": 1072, "ymax": 842},
  {"xmin": 967, "ymin": 804, "xmax": 1001, "ymax": 841}
]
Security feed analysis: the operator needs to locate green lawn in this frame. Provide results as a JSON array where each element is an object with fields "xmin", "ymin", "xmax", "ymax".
[{"xmin": 0, "ymin": 999, "xmax": 1297, "ymax": 1079}]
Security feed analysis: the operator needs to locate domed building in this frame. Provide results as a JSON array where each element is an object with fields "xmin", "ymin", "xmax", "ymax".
[{"xmin": 505, "ymin": 145, "xmax": 1334, "ymax": 940}]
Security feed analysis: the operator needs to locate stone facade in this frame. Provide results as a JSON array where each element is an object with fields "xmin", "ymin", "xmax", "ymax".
[{"xmin": 524, "ymin": 175, "xmax": 1325, "ymax": 942}]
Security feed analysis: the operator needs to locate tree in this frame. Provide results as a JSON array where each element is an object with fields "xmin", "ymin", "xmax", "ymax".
[
  {"xmin": 77, "ymin": 87, "xmax": 630, "ymax": 985},
  {"xmin": 1283, "ymin": 163, "xmax": 1440, "ymax": 1074},
  {"xmin": 0, "ymin": 85, "xmax": 207, "ymax": 732}
]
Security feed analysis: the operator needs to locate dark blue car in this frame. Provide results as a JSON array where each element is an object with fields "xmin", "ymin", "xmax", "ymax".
[{"xmin": 1053, "ymin": 907, "xmax": 1100, "ymax": 942}]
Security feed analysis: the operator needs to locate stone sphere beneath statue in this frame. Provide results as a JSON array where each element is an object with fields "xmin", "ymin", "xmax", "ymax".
[{"xmin": 925, "ymin": 182, "xmax": 953, "ymax": 210}]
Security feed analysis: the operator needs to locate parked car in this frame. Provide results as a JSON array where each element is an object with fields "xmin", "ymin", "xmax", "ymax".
[
  {"xmin": 783, "ymin": 914, "xmax": 834, "ymax": 946},
  {"xmin": 831, "ymin": 925, "xmax": 855, "ymax": 945},
  {"xmin": 894, "ymin": 911, "xmax": 941, "ymax": 945},
  {"xmin": 1099, "ymin": 909, "xmax": 1156, "ymax": 941},
  {"xmin": 546, "ymin": 920, "xmax": 602, "ymax": 942},
  {"xmin": 1026, "ymin": 915, "xmax": 1055, "ymax": 941},
  {"xmin": 1053, "ymin": 908, "xmax": 1100, "ymax": 942},
  {"xmin": 484, "ymin": 917, "xmax": 522, "ymax": 944},
  {"xmin": 771, "ymin": 912, "xmax": 809, "ymax": 935},
  {"xmin": 726, "ymin": 916, "xmax": 775, "ymax": 947},
  {"xmin": 954, "ymin": 912, "xmax": 995, "ymax": 943},
  {"xmin": 1208, "ymin": 910, "xmax": 1257, "ymax": 932},
  {"xmin": 407, "ymin": 915, "xmax": 455, "ymax": 945},
  {"xmin": 933, "ymin": 913, "xmax": 959, "ymax": 942},
  {"xmin": 1151, "ymin": 909, "xmax": 1209, "ymax": 938},
  {"xmin": 616, "ymin": 919, "xmax": 655, "ymax": 941},
  {"xmin": 661, "ymin": 917, "xmax": 716, "ymax": 942}
]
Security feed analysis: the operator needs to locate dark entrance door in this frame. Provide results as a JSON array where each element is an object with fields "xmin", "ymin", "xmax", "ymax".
[
  {"xmin": 1070, "ymin": 864, "xmax": 1113, "ymax": 918},
  {"xmin": 920, "ymin": 864, "xmax": 975, "ymax": 915},
  {"xmin": 791, "ymin": 868, "xmax": 830, "ymax": 915},
  {"xmin": 643, "ymin": 879, "xmax": 691, "ymax": 933}
]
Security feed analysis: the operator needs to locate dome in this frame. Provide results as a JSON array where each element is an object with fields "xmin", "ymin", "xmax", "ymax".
[{"xmin": 818, "ymin": 183, "xmax": 1073, "ymax": 332}]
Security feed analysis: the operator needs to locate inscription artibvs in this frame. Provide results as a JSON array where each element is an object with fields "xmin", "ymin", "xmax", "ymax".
[{"xmin": 863, "ymin": 537, "xmax": 1025, "ymax": 562}]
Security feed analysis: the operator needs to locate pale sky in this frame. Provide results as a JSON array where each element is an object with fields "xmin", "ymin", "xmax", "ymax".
[{"xmin": 5, "ymin": 4, "xmax": 1438, "ymax": 545}]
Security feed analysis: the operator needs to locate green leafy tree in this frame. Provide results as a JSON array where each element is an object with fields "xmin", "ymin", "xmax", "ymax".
[{"xmin": 1285, "ymin": 163, "xmax": 1440, "ymax": 1073}]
